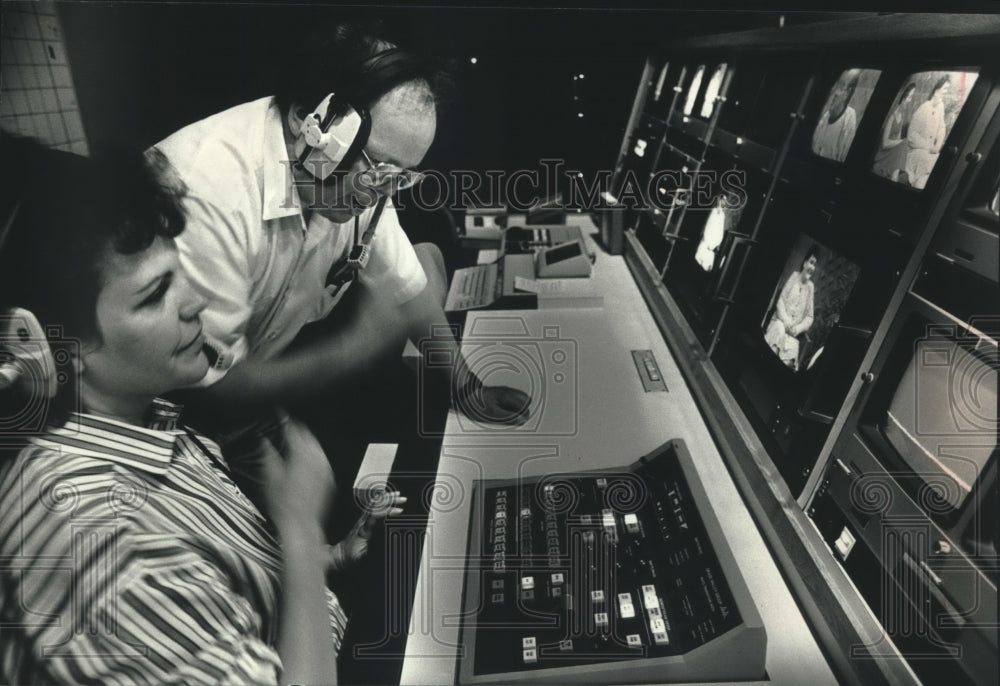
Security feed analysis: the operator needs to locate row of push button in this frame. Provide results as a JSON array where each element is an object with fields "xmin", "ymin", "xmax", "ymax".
[{"xmin": 492, "ymin": 491, "xmax": 508, "ymax": 571}]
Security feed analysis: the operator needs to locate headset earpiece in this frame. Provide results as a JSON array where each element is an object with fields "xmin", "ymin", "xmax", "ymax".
[
  {"xmin": 293, "ymin": 92, "xmax": 371, "ymax": 180},
  {"xmin": 291, "ymin": 47, "xmax": 420, "ymax": 181}
]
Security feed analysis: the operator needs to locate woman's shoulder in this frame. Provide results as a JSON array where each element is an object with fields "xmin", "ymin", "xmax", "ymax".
[{"xmin": 1, "ymin": 440, "xmax": 133, "ymax": 511}]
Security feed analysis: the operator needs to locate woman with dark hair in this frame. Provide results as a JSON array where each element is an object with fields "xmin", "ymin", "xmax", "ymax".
[
  {"xmin": 873, "ymin": 82, "xmax": 917, "ymax": 182},
  {"xmin": 763, "ymin": 247, "xmax": 818, "ymax": 371},
  {"xmin": 905, "ymin": 75, "xmax": 951, "ymax": 189},
  {"xmin": 0, "ymin": 137, "xmax": 398, "ymax": 685}
]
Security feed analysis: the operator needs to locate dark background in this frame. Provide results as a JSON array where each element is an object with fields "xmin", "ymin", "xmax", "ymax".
[
  {"xmin": 58, "ymin": 4, "xmax": 855, "ymax": 200},
  {"xmin": 57, "ymin": 4, "xmax": 999, "ymax": 204}
]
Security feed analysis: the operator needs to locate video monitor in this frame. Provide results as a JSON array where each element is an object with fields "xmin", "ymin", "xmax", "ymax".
[
  {"xmin": 699, "ymin": 63, "xmax": 729, "ymax": 119},
  {"xmin": 761, "ymin": 235, "xmax": 861, "ymax": 373},
  {"xmin": 872, "ymin": 69, "xmax": 980, "ymax": 189},
  {"xmin": 883, "ymin": 337, "xmax": 997, "ymax": 512},
  {"xmin": 682, "ymin": 65, "xmax": 706, "ymax": 117},
  {"xmin": 810, "ymin": 68, "xmax": 881, "ymax": 163},
  {"xmin": 694, "ymin": 190, "xmax": 745, "ymax": 273}
]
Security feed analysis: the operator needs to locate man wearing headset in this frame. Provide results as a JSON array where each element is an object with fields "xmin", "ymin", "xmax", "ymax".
[{"xmin": 154, "ymin": 22, "xmax": 530, "ymax": 496}]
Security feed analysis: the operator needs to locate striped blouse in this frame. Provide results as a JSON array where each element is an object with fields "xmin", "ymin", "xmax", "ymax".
[{"xmin": 0, "ymin": 399, "xmax": 347, "ymax": 685}]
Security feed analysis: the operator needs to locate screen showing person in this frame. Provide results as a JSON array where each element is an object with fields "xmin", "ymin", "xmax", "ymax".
[
  {"xmin": 810, "ymin": 68, "xmax": 881, "ymax": 163},
  {"xmin": 883, "ymin": 338, "xmax": 997, "ymax": 512},
  {"xmin": 699, "ymin": 63, "xmax": 728, "ymax": 119},
  {"xmin": 683, "ymin": 65, "xmax": 706, "ymax": 117},
  {"xmin": 872, "ymin": 70, "xmax": 980, "ymax": 189},
  {"xmin": 694, "ymin": 191, "xmax": 744, "ymax": 272},
  {"xmin": 762, "ymin": 236, "xmax": 861, "ymax": 372}
]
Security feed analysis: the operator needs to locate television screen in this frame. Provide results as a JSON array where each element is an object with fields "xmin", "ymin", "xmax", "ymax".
[
  {"xmin": 810, "ymin": 68, "xmax": 881, "ymax": 163},
  {"xmin": 682, "ymin": 65, "xmax": 706, "ymax": 117},
  {"xmin": 761, "ymin": 235, "xmax": 861, "ymax": 372},
  {"xmin": 694, "ymin": 191, "xmax": 744, "ymax": 272},
  {"xmin": 699, "ymin": 64, "xmax": 728, "ymax": 119},
  {"xmin": 883, "ymin": 338, "xmax": 997, "ymax": 511},
  {"xmin": 872, "ymin": 70, "xmax": 980, "ymax": 189}
]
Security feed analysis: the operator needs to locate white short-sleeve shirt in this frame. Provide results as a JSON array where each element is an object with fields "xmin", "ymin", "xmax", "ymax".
[{"xmin": 155, "ymin": 96, "xmax": 427, "ymax": 381}]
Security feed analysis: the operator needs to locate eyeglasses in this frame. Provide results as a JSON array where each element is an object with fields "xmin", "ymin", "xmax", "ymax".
[{"xmin": 358, "ymin": 149, "xmax": 424, "ymax": 192}]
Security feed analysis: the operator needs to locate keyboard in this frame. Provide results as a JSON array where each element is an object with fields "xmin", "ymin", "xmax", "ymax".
[
  {"xmin": 457, "ymin": 440, "xmax": 767, "ymax": 684},
  {"xmin": 445, "ymin": 262, "xmax": 501, "ymax": 312}
]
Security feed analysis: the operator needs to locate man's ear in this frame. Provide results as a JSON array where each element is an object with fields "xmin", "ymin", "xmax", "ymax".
[{"xmin": 286, "ymin": 104, "xmax": 309, "ymax": 138}]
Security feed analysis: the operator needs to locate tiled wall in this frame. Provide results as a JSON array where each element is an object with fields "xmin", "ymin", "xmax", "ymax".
[{"xmin": 0, "ymin": 1, "xmax": 88, "ymax": 155}]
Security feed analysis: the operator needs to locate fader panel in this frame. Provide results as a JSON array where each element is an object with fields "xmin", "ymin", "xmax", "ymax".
[{"xmin": 457, "ymin": 440, "xmax": 767, "ymax": 684}]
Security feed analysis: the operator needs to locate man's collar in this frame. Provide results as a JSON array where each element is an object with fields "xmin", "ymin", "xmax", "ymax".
[
  {"xmin": 262, "ymin": 97, "xmax": 307, "ymax": 223},
  {"xmin": 29, "ymin": 398, "xmax": 186, "ymax": 476}
]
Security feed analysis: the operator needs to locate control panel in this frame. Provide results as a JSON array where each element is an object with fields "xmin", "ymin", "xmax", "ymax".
[{"xmin": 457, "ymin": 440, "xmax": 767, "ymax": 684}]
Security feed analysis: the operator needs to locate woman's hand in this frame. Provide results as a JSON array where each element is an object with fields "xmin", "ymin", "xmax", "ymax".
[
  {"xmin": 327, "ymin": 489, "xmax": 406, "ymax": 573},
  {"xmin": 261, "ymin": 418, "xmax": 336, "ymax": 541}
]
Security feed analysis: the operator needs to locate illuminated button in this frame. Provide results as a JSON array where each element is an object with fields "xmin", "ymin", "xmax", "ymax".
[
  {"xmin": 618, "ymin": 592, "xmax": 633, "ymax": 605},
  {"xmin": 522, "ymin": 637, "xmax": 536, "ymax": 649},
  {"xmin": 627, "ymin": 633, "xmax": 642, "ymax": 647},
  {"xmin": 595, "ymin": 612, "xmax": 609, "ymax": 628},
  {"xmin": 620, "ymin": 603, "xmax": 635, "ymax": 619},
  {"xmin": 596, "ymin": 478, "xmax": 607, "ymax": 488},
  {"xmin": 643, "ymin": 593, "xmax": 659, "ymax": 611},
  {"xmin": 650, "ymin": 618, "xmax": 666, "ymax": 634},
  {"xmin": 521, "ymin": 576, "xmax": 535, "ymax": 590},
  {"xmin": 551, "ymin": 572, "xmax": 564, "ymax": 585},
  {"xmin": 523, "ymin": 648, "xmax": 537, "ymax": 664},
  {"xmin": 591, "ymin": 590, "xmax": 605, "ymax": 604},
  {"xmin": 492, "ymin": 579, "xmax": 504, "ymax": 590},
  {"xmin": 495, "ymin": 510, "xmax": 506, "ymax": 519},
  {"xmin": 623, "ymin": 513, "xmax": 640, "ymax": 533},
  {"xmin": 559, "ymin": 639, "xmax": 573, "ymax": 652},
  {"xmin": 652, "ymin": 630, "xmax": 669, "ymax": 645},
  {"xmin": 521, "ymin": 508, "xmax": 532, "ymax": 517}
]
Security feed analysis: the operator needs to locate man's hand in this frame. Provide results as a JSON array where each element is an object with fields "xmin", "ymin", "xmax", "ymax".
[
  {"xmin": 455, "ymin": 381, "xmax": 531, "ymax": 426},
  {"xmin": 326, "ymin": 489, "xmax": 406, "ymax": 573}
]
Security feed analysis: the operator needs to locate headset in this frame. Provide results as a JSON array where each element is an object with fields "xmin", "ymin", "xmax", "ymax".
[
  {"xmin": 295, "ymin": 45, "xmax": 427, "ymax": 288},
  {"xmin": 293, "ymin": 47, "xmax": 425, "ymax": 181}
]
